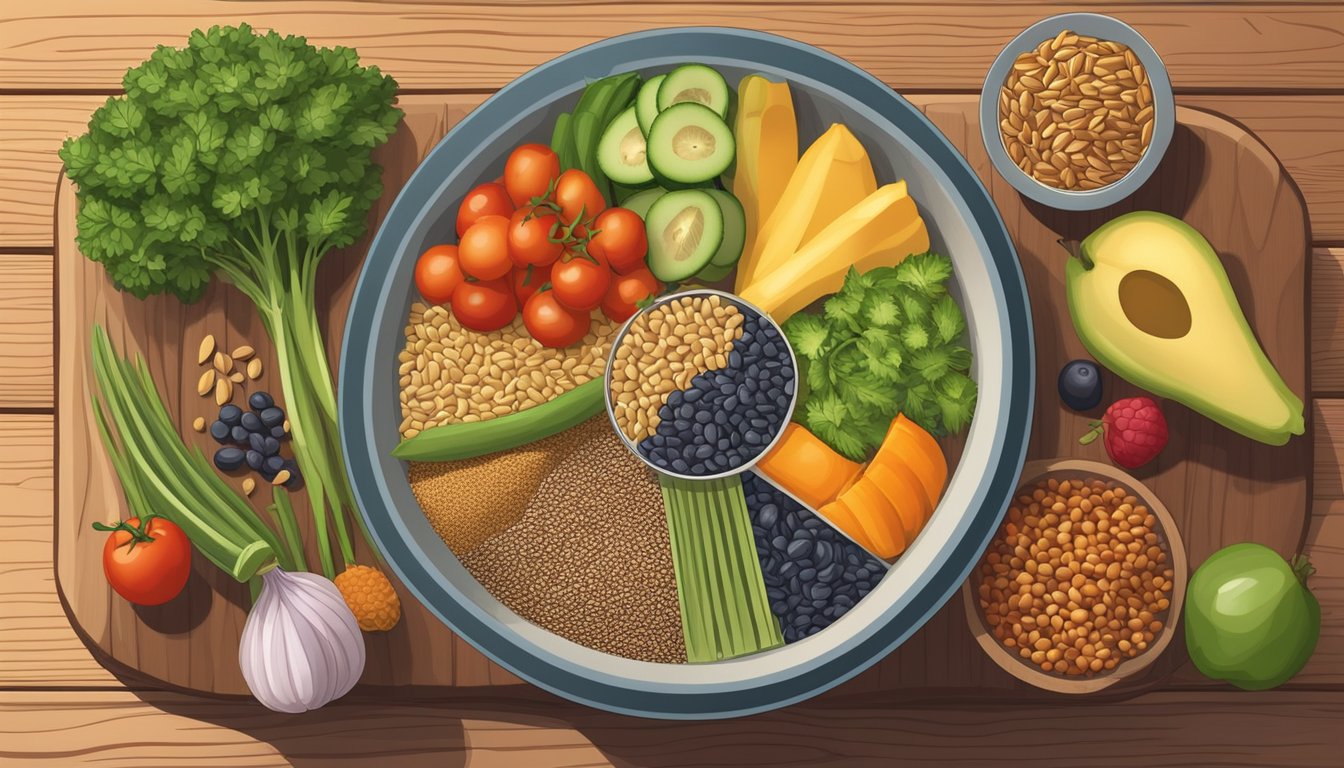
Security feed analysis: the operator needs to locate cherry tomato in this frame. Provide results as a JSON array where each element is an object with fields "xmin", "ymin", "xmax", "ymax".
[
  {"xmin": 601, "ymin": 267, "xmax": 663, "ymax": 323},
  {"xmin": 96, "ymin": 515, "xmax": 191, "ymax": 606},
  {"xmin": 414, "ymin": 244, "xmax": 464, "ymax": 305},
  {"xmin": 508, "ymin": 205, "xmax": 564, "ymax": 267},
  {"xmin": 512, "ymin": 262, "xmax": 552, "ymax": 306},
  {"xmin": 457, "ymin": 215, "xmax": 513, "ymax": 281},
  {"xmin": 551, "ymin": 250, "xmax": 611, "ymax": 312},
  {"xmin": 524, "ymin": 288, "xmax": 591, "ymax": 348},
  {"xmin": 589, "ymin": 207, "xmax": 649, "ymax": 274},
  {"xmin": 554, "ymin": 169, "xmax": 607, "ymax": 229},
  {"xmin": 451, "ymin": 278, "xmax": 517, "ymax": 332},
  {"xmin": 504, "ymin": 144, "xmax": 561, "ymax": 208},
  {"xmin": 456, "ymin": 182, "xmax": 514, "ymax": 237}
]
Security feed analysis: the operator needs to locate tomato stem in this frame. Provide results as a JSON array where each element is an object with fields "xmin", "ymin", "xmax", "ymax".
[
  {"xmin": 1290, "ymin": 554, "xmax": 1316, "ymax": 584},
  {"xmin": 92, "ymin": 513, "xmax": 158, "ymax": 551}
]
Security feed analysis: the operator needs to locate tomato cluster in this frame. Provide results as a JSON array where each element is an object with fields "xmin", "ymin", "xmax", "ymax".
[{"xmin": 414, "ymin": 144, "xmax": 661, "ymax": 348}]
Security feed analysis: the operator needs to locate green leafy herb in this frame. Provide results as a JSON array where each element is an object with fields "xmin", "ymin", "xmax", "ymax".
[
  {"xmin": 781, "ymin": 252, "xmax": 976, "ymax": 460},
  {"xmin": 60, "ymin": 24, "xmax": 401, "ymax": 579}
]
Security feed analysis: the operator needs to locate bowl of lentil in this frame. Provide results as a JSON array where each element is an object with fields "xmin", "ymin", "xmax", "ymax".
[
  {"xmin": 606, "ymin": 289, "xmax": 797, "ymax": 480},
  {"xmin": 963, "ymin": 459, "xmax": 1187, "ymax": 693},
  {"xmin": 979, "ymin": 13, "xmax": 1175, "ymax": 210}
]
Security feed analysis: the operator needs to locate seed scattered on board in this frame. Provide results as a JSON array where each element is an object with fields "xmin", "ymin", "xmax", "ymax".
[
  {"xmin": 196, "ymin": 334, "xmax": 262, "ymax": 404},
  {"xmin": 272, "ymin": 469, "xmax": 292, "ymax": 486},
  {"xmin": 247, "ymin": 358, "xmax": 263, "ymax": 379},
  {"xmin": 242, "ymin": 477, "xmax": 256, "ymax": 496},
  {"xmin": 192, "ymin": 416, "xmax": 206, "ymax": 432},
  {"xmin": 232, "ymin": 345, "xmax": 255, "ymax": 361},
  {"xmin": 198, "ymin": 334, "xmax": 216, "ymax": 365},
  {"xmin": 197, "ymin": 369, "xmax": 216, "ymax": 396}
]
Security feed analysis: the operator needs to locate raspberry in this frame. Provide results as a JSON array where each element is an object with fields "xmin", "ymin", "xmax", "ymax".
[{"xmin": 1080, "ymin": 396, "xmax": 1168, "ymax": 469}]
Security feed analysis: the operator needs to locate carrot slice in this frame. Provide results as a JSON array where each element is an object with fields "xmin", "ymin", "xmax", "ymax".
[
  {"xmin": 881, "ymin": 415, "xmax": 948, "ymax": 516},
  {"xmin": 864, "ymin": 459, "xmax": 931, "ymax": 545},
  {"xmin": 817, "ymin": 498, "xmax": 877, "ymax": 553},
  {"xmin": 839, "ymin": 477, "xmax": 907, "ymax": 559},
  {"xmin": 756, "ymin": 423, "xmax": 863, "ymax": 509}
]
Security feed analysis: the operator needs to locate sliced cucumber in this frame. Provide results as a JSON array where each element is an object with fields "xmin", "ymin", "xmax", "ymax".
[
  {"xmin": 646, "ymin": 103, "xmax": 735, "ymax": 189},
  {"xmin": 704, "ymin": 189, "xmax": 746, "ymax": 268},
  {"xmin": 656, "ymin": 64, "xmax": 731, "ymax": 119},
  {"xmin": 636, "ymin": 74, "xmax": 666, "ymax": 136},
  {"xmin": 696, "ymin": 261, "xmax": 734, "ymax": 283},
  {"xmin": 645, "ymin": 189, "xmax": 724, "ymax": 282},
  {"xmin": 597, "ymin": 106, "xmax": 654, "ymax": 186},
  {"xmin": 621, "ymin": 187, "xmax": 667, "ymax": 220}
]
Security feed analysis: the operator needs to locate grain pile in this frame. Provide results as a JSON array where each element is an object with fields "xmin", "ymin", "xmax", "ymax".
[
  {"xmin": 975, "ymin": 476, "xmax": 1176, "ymax": 676},
  {"xmin": 460, "ymin": 417, "xmax": 685, "ymax": 663},
  {"xmin": 611, "ymin": 294, "xmax": 744, "ymax": 443},
  {"xmin": 998, "ymin": 30, "xmax": 1154, "ymax": 190},
  {"xmin": 409, "ymin": 428, "xmax": 573, "ymax": 555},
  {"xmin": 398, "ymin": 302, "xmax": 619, "ymax": 439}
]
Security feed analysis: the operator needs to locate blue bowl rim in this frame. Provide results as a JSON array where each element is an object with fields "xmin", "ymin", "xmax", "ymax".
[
  {"xmin": 978, "ymin": 12, "xmax": 1176, "ymax": 211},
  {"xmin": 340, "ymin": 26, "xmax": 1035, "ymax": 719}
]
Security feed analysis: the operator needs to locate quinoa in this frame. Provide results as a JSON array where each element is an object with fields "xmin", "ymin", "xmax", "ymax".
[
  {"xmin": 460, "ymin": 416, "xmax": 685, "ymax": 663},
  {"xmin": 409, "ymin": 428, "xmax": 573, "ymax": 556},
  {"xmin": 397, "ymin": 303, "xmax": 619, "ymax": 439}
]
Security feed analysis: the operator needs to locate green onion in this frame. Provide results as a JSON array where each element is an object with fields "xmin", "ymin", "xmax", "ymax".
[
  {"xmin": 91, "ymin": 325, "xmax": 294, "ymax": 581},
  {"xmin": 662, "ymin": 475, "xmax": 783, "ymax": 662}
]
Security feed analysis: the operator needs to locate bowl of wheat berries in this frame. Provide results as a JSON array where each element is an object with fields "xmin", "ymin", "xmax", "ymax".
[
  {"xmin": 962, "ymin": 459, "xmax": 1188, "ymax": 693},
  {"xmin": 980, "ymin": 13, "xmax": 1175, "ymax": 210}
]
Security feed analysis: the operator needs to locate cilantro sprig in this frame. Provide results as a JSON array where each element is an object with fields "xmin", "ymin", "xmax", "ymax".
[{"xmin": 782, "ymin": 253, "xmax": 977, "ymax": 461}]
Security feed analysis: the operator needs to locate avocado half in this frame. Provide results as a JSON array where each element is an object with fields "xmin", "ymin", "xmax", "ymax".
[{"xmin": 1064, "ymin": 211, "xmax": 1304, "ymax": 445}]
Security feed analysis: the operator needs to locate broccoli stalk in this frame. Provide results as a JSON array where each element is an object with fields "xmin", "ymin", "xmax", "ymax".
[{"xmin": 60, "ymin": 24, "xmax": 403, "ymax": 579}]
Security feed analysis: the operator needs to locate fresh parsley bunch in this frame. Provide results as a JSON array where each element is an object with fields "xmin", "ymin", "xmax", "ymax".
[
  {"xmin": 783, "ymin": 253, "xmax": 977, "ymax": 461},
  {"xmin": 60, "ymin": 24, "xmax": 402, "ymax": 578}
]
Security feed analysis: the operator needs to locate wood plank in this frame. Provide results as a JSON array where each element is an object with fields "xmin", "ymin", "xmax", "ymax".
[
  {"xmin": 1315, "ymin": 400, "xmax": 1343, "ymax": 499},
  {"xmin": 8, "ymin": 93, "xmax": 1344, "ymax": 249},
  {"xmin": 0, "ymin": 415, "xmax": 117, "ymax": 687},
  {"xmin": 0, "ymin": 255, "xmax": 52, "ymax": 409},
  {"xmin": 1300, "ymin": 500, "xmax": 1344, "ymax": 686},
  {"xmin": 1315, "ymin": 249, "xmax": 1344, "ymax": 391},
  {"xmin": 2, "ymin": 689, "xmax": 1344, "ymax": 766},
  {"xmin": 2, "ymin": 3, "xmax": 1342, "ymax": 92}
]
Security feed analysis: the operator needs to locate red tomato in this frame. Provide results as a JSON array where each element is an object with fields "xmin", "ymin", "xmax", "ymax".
[
  {"xmin": 456, "ymin": 182, "xmax": 513, "ymax": 237},
  {"xmin": 451, "ymin": 278, "xmax": 517, "ymax": 331},
  {"xmin": 414, "ymin": 244, "xmax": 464, "ymax": 305},
  {"xmin": 554, "ymin": 169, "xmax": 607, "ymax": 229},
  {"xmin": 589, "ymin": 207, "xmax": 649, "ymax": 274},
  {"xmin": 601, "ymin": 267, "xmax": 663, "ymax": 322},
  {"xmin": 457, "ymin": 215, "xmax": 513, "ymax": 281},
  {"xmin": 523, "ymin": 289, "xmax": 591, "ymax": 348},
  {"xmin": 97, "ymin": 516, "xmax": 191, "ymax": 606},
  {"xmin": 504, "ymin": 144, "xmax": 561, "ymax": 208},
  {"xmin": 551, "ymin": 250, "xmax": 612, "ymax": 312},
  {"xmin": 512, "ymin": 262, "xmax": 552, "ymax": 306},
  {"xmin": 507, "ymin": 205, "xmax": 564, "ymax": 267}
]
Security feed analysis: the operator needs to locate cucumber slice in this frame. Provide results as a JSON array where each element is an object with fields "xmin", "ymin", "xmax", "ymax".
[
  {"xmin": 621, "ymin": 187, "xmax": 667, "ymax": 220},
  {"xmin": 645, "ymin": 189, "xmax": 724, "ymax": 283},
  {"xmin": 696, "ymin": 261, "xmax": 734, "ymax": 283},
  {"xmin": 636, "ymin": 74, "xmax": 666, "ymax": 136},
  {"xmin": 704, "ymin": 189, "xmax": 746, "ymax": 268},
  {"xmin": 646, "ymin": 103, "xmax": 735, "ymax": 189},
  {"xmin": 597, "ymin": 106, "xmax": 654, "ymax": 186},
  {"xmin": 656, "ymin": 64, "xmax": 731, "ymax": 119}
]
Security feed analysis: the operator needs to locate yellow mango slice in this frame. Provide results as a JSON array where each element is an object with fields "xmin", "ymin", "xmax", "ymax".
[
  {"xmin": 732, "ymin": 76, "xmax": 798, "ymax": 268},
  {"xmin": 739, "ymin": 181, "xmax": 930, "ymax": 321},
  {"xmin": 734, "ymin": 124, "xmax": 875, "ymax": 291}
]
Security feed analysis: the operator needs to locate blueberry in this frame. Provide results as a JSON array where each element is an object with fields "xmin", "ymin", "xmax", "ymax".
[
  {"xmin": 230, "ymin": 425, "xmax": 249, "ymax": 444},
  {"xmin": 218, "ymin": 404, "xmax": 243, "ymax": 426},
  {"xmin": 245, "ymin": 450, "xmax": 264, "ymax": 470},
  {"xmin": 213, "ymin": 446, "xmax": 245, "ymax": 471},
  {"xmin": 1058, "ymin": 359, "xmax": 1103, "ymax": 411},
  {"xmin": 249, "ymin": 391, "xmax": 274, "ymax": 411},
  {"xmin": 209, "ymin": 420, "xmax": 231, "ymax": 443},
  {"xmin": 258, "ymin": 407, "xmax": 285, "ymax": 428},
  {"xmin": 241, "ymin": 412, "xmax": 263, "ymax": 433}
]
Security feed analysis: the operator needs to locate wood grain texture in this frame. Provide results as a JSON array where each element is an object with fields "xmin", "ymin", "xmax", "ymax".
[
  {"xmin": 5, "ymin": 93, "xmax": 1344, "ymax": 248},
  {"xmin": 1300, "ymin": 500, "xmax": 1344, "ymax": 686},
  {"xmin": 0, "ymin": 415, "xmax": 117, "ymax": 687},
  {"xmin": 3, "ymin": 2, "xmax": 1342, "ymax": 92},
  {"xmin": 52, "ymin": 97, "xmax": 1313, "ymax": 698},
  {"xmin": 1315, "ymin": 400, "xmax": 1343, "ymax": 499},
  {"xmin": 3, "ymin": 689, "xmax": 1344, "ymax": 767},
  {"xmin": 0, "ymin": 255, "xmax": 53, "ymax": 408},
  {"xmin": 55, "ymin": 96, "xmax": 521, "ymax": 695},
  {"xmin": 1315, "ymin": 249, "xmax": 1344, "ymax": 391}
]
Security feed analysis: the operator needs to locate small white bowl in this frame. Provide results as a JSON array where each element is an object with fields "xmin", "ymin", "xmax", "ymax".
[{"xmin": 980, "ymin": 13, "xmax": 1175, "ymax": 211}]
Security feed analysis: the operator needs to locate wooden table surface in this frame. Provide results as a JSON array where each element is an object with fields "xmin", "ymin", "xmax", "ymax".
[{"xmin": 2, "ymin": 2, "xmax": 1342, "ymax": 765}]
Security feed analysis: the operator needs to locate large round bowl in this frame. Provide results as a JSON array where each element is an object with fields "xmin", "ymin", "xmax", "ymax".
[{"xmin": 340, "ymin": 27, "xmax": 1034, "ymax": 719}]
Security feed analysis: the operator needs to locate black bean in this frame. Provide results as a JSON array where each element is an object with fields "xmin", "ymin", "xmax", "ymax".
[
  {"xmin": 262, "ymin": 437, "xmax": 281, "ymax": 457},
  {"xmin": 246, "ymin": 450, "xmax": 264, "ymax": 471},
  {"xmin": 213, "ymin": 447, "xmax": 245, "ymax": 471},
  {"xmin": 263, "ymin": 455, "xmax": 285, "ymax": 474},
  {"xmin": 260, "ymin": 407, "xmax": 285, "ymax": 428},
  {"xmin": 209, "ymin": 420, "xmax": 231, "ymax": 443},
  {"xmin": 241, "ymin": 412, "xmax": 263, "ymax": 433},
  {"xmin": 218, "ymin": 404, "xmax": 243, "ymax": 427},
  {"xmin": 271, "ymin": 425, "xmax": 287, "ymax": 439},
  {"xmin": 248, "ymin": 433, "xmax": 265, "ymax": 453},
  {"xmin": 249, "ymin": 392, "xmax": 274, "ymax": 411},
  {"xmin": 230, "ymin": 425, "xmax": 249, "ymax": 444},
  {"xmin": 786, "ymin": 539, "xmax": 811, "ymax": 560}
]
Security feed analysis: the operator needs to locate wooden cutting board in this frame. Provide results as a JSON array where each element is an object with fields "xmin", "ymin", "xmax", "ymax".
[{"xmin": 54, "ymin": 96, "xmax": 1311, "ymax": 699}]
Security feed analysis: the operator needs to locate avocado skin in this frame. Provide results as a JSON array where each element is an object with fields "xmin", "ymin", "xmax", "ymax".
[{"xmin": 1065, "ymin": 211, "xmax": 1304, "ymax": 446}]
